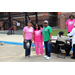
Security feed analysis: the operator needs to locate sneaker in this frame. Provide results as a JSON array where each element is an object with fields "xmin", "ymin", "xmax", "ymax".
[
  {"xmin": 46, "ymin": 57, "xmax": 51, "ymax": 60},
  {"xmin": 44, "ymin": 55, "xmax": 47, "ymax": 58}
]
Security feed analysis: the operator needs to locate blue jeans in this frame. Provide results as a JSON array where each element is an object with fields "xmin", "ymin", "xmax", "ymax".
[
  {"xmin": 25, "ymin": 49, "xmax": 31, "ymax": 57},
  {"xmin": 44, "ymin": 41, "xmax": 51, "ymax": 57}
]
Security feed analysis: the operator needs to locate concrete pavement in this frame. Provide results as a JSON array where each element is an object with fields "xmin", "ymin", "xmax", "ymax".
[
  {"xmin": 0, "ymin": 44, "xmax": 75, "ymax": 62},
  {"xmin": 0, "ymin": 32, "xmax": 75, "ymax": 62}
]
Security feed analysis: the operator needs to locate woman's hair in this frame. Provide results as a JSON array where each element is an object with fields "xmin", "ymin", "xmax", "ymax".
[
  {"xmin": 69, "ymin": 15, "xmax": 74, "ymax": 18},
  {"xmin": 39, "ymin": 24, "xmax": 43, "ymax": 28},
  {"xmin": 58, "ymin": 31, "xmax": 64, "ymax": 37},
  {"xmin": 34, "ymin": 24, "xmax": 40, "ymax": 30}
]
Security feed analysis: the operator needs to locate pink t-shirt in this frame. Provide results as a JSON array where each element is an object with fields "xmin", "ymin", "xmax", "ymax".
[
  {"xmin": 34, "ymin": 28, "xmax": 43, "ymax": 42},
  {"xmin": 23, "ymin": 26, "xmax": 33, "ymax": 40},
  {"xmin": 66, "ymin": 19, "xmax": 75, "ymax": 32}
]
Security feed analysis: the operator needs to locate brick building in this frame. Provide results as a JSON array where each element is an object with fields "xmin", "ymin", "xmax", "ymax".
[{"xmin": 0, "ymin": 12, "xmax": 75, "ymax": 30}]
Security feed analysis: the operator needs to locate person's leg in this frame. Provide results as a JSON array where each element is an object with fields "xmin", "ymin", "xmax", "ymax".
[
  {"xmin": 28, "ymin": 40, "xmax": 32, "ymax": 57},
  {"xmin": 47, "ymin": 42, "xmax": 51, "ymax": 57},
  {"xmin": 65, "ymin": 44, "xmax": 71, "ymax": 56},
  {"xmin": 73, "ymin": 44, "xmax": 75, "ymax": 58},
  {"xmin": 28, "ymin": 49, "xmax": 31, "ymax": 57},
  {"xmin": 35, "ymin": 42, "xmax": 39, "ymax": 55},
  {"xmin": 44, "ymin": 42, "xmax": 48, "ymax": 56},
  {"xmin": 25, "ymin": 49, "xmax": 28, "ymax": 57},
  {"xmin": 38, "ymin": 42, "xmax": 43, "ymax": 55}
]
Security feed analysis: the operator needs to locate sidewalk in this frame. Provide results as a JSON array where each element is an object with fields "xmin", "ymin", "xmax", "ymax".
[
  {"xmin": 0, "ymin": 34, "xmax": 23, "ymax": 42},
  {"xmin": 0, "ymin": 32, "xmax": 75, "ymax": 62},
  {"xmin": 0, "ymin": 44, "xmax": 75, "ymax": 62}
]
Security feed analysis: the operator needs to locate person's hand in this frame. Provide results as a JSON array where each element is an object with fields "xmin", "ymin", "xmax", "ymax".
[
  {"xmin": 31, "ymin": 39, "xmax": 33, "ymax": 42},
  {"xmin": 48, "ymin": 40, "xmax": 51, "ymax": 43},
  {"xmin": 24, "ymin": 39, "xmax": 27, "ymax": 43}
]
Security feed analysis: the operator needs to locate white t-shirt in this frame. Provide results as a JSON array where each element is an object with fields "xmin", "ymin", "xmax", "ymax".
[{"xmin": 67, "ymin": 28, "xmax": 75, "ymax": 45}]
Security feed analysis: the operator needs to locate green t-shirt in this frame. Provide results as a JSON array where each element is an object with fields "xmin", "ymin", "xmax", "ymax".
[{"xmin": 42, "ymin": 26, "xmax": 52, "ymax": 42}]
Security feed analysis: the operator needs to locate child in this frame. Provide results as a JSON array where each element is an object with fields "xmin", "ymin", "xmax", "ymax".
[
  {"xmin": 7, "ymin": 26, "xmax": 14, "ymax": 35},
  {"xmin": 33, "ymin": 24, "xmax": 43, "ymax": 56}
]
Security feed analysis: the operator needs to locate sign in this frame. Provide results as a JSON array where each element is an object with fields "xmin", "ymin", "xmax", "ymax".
[
  {"xmin": 58, "ymin": 12, "xmax": 61, "ymax": 14},
  {"xmin": 16, "ymin": 22, "xmax": 20, "ymax": 26},
  {"xmin": 43, "ymin": 13, "xmax": 47, "ymax": 16}
]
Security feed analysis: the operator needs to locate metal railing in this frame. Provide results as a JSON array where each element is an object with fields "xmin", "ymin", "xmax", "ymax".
[{"xmin": 0, "ymin": 12, "xmax": 37, "ymax": 30}]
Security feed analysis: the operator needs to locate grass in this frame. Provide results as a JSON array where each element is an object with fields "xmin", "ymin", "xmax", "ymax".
[
  {"xmin": 52, "ymin": 30, "xmax": 68, "ymax": 36},
  {"xmin": 0, "ymin": 30, "xmax": 68, "ymax": 36}
]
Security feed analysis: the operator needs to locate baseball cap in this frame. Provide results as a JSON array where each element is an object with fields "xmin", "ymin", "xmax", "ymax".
[{"xmin": 44, "ymin": 20, "xmax": 48, "ymax": 24}]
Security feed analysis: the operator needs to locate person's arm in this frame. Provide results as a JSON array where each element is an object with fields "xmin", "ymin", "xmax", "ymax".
[
  {"xmin": 23, "ymin": 31, "xmax": 25, "ymax": 39},
  {"xmin": 31, "ymin": 29, "xmax": 34, "ymax": 42},
  {"xmin": 23, "ymin": 27, "xmax": 27, "ymax": 42},
  {"xmin": 66, "ymin": 25, "xmax": 68, "ymax": 29},
  {"xmin": 48, "ymin": 27, "xmax": 52, "ymax": 43},
  {"xmin": 49, "ymin": 33, "xmax": 52, "ymax": 40},
  {"xmin": 66, "ymin": 20, "xmax": 68, "ymax": 29},
  {"xmin": 23, "ymin": 31, "xmax": 27, "ymax": 42},
  {"xmin": 67, "ymin": 28, "xmax": 75, "ymax": 36},
  {"xmin": 49, "ymin": 33, "xmax": 52, "ymax": 43}
]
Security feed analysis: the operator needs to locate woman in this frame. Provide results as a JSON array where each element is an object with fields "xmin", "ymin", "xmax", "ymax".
[
  {"xmin": 66, "ymin": 15, "xmax": 75, "ymax": 33},
  {"xmin": 57, "ymin": 31, "xmax": 72, "ymax": 56},
  {"xmin": 23, "ymin": 20, "xmax": 34, "ymax": 58},
  {"xmin": 34, "ymin": 24, "xmax": 43, "ymax": 56},
  {"xmin": 42, "ymin": 20, "xmax": 52, "ymax": 60}
]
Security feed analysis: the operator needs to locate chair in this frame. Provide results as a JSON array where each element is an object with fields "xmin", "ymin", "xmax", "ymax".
[{"xmin": 56, "ymin": 40, "xmax": 69, "ymax": 59}]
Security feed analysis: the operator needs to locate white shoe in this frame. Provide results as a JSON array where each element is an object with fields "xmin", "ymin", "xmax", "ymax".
[
  {"xmin": 46, "ymin": 57, "xmax": 51, "ymax": 60},
  {"xmin": 44, "ymin": 55, "xmax": 47, "ymax": 58}
]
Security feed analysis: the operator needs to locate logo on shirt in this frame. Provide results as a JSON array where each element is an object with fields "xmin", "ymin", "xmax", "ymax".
[
  {"xmin": 29, "ymin": 29, "xmax": 32, "ymax": 32},
  {"xmin": 35, "ymin": 31, "xmax": 40, "ymax": 35},
  {"xmin": 45, "ymin": 29, "xmax": 47, "ymax": 31},
  {"xmin": 69, "ymin": 21, "xmax": 73, "ymax": 25}
]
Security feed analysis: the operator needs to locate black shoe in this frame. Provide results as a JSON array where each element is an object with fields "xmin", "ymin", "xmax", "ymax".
[
  {"xmin": 66, "ymin": 54, "xmax": 70, "ymax": 56},
  {"xmin": 71, "ymin": 57, "xmax": 75, "ymax": 59}
]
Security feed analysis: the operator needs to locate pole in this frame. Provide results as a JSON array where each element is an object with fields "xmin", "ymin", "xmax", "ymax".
[
  {"xmin": 9, "ymin": 12, "xmax": 11, "ymax": 28},
  {"xmin": 25, "ymin": 12, "xmax": 27, "ymax": 26},
  {"xmin": 35, "ymin": 12, "xmax": 38, "ymax": 23}
]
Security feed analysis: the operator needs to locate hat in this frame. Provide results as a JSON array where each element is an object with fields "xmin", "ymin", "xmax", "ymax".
[
  {"xmin": 58, "ymin": 31, "xmax": 64, "ymax": 35},
  {"xmin": 44, "ymin": 20, "xmax": 48, "ymax": 24}
]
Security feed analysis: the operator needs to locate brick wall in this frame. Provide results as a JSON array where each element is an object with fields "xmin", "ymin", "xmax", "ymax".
[
  {"xmin": 0, "ymin": 22, "xmax": 3, "ymax": 30},
  {"xmin": 0, "ymin": 12, "xmax": 75, "ymax": 30},
  {"xmin": 58, "ymin": 12, "xmax": 75, "ymax": 29}
]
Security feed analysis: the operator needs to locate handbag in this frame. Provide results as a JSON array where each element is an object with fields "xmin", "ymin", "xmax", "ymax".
[{"xmin": 23, "ymin": 40, "xmax": 31, "ymax": 49}]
